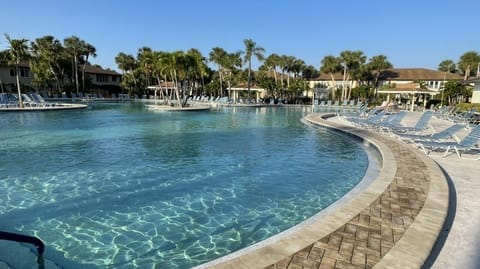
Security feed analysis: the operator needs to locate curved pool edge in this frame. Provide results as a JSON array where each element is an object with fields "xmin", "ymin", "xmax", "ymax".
[
  {"xmin": 196, "ymin": 113, "xmax": 402, "ymax": 269},
  {"xmin": 310, "ymin": 114, "xmax": 449, "ymax": 269}
]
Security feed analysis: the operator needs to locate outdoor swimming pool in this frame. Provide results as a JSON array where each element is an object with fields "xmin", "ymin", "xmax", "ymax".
[{"xmin": 0, "ymin": 103, "xmax": 371, "ymax": 268}]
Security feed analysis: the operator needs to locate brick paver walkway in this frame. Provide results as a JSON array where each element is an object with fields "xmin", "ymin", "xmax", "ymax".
[{"xmin": 265, "ymin": 132, "xmax": 431, "ymax": 269}]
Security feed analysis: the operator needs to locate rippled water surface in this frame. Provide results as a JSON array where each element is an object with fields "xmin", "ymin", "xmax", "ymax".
[{"xmin": 0, "ymin": 103, "xmax": 368, "ymax": 268}]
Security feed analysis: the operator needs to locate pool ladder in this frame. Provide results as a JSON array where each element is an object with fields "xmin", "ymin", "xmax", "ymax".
[{"xmin": 0, "ymin": 231, "xmax": 45, "ymax": 269}]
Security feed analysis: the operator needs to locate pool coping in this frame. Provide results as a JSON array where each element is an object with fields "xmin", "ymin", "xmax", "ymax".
[{"xmin": 199, "ymin": 113, "xmax": 449, "ymax": 269}]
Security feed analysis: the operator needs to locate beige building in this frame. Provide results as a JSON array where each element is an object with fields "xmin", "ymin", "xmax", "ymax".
[{"xmin": 309, "ymin": 68, "xmax": 464, "ymax": 98}]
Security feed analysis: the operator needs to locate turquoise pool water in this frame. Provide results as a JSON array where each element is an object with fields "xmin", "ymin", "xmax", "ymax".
[{"xmin": 0, "ymin": 103, "xmax": 368, "ymax": 268}]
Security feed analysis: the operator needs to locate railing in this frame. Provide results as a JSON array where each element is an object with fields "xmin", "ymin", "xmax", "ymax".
[{"xmin": 0, "ymin": 231, "xmax": 45, "ymax": 269}]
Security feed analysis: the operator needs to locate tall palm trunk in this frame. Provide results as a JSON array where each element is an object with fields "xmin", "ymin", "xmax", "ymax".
[
  {"xmin": 227, "ymin": 73, "xmax": 231, "ymax": 99},
  {"xmin": 74, "ymin": 55, "xmax": 79, "ymax": 95},
  {"xmin": 217, "ymin": 64, "xmax": 223, "ymax": 97},
  {"xmin": 82, "ymin": 57, "xmax": 89, "ymax": 93},
  {"xmin": 15, "ymin": 65, "xmax": 24, "ymax": 108},
  {"xmin": 172, "ymin": 71, "xmax": 182, "ymax": 107},
  {"xmin": 341, "ymin": 66, "xmax": 347, "ymax": 101},
  {"xmin": 247, "ymin": 60, "xmax": 252, "ymax": 103},
  {"xmin": 329, "ymin": 73, "xmax": 336, "ymax": 100}
]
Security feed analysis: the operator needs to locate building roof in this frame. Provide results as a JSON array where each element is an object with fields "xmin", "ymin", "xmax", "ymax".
[
  {"xmin": 311, "ymin": 68, "xmax": 464, "ymax": 81},
  {"xmin": 0, "ymin": 60, "xmax": 30, "ymax": 68},
  {"xmin": 84, "ymin": 65, "xmax": 121, "ymax": 76},
  {"xmin": 381, "ymin": 68, "xmax": 463, "ymax": 81},
  {"xmin": 378, "ymin": 83, "xmax": 439, "ymax": 95}
]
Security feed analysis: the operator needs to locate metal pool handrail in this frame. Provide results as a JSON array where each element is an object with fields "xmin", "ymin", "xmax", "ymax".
[{"xmin": 0, "ymin": 230, "xmax": 45, "ymax": 269}]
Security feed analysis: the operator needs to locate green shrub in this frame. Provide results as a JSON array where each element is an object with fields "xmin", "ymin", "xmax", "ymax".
[{"xmin": 455, "ymin": 103, "xmax": 480, "ymax": 111}]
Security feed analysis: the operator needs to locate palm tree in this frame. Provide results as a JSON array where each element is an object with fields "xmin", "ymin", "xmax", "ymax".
[
  {"xmin": 243, "ymin": 38, "xmax": 265, "ymax": 102},
  {"xmin": 63, "ymin": 36, "xmax": 83, "ymax": 95},
  {"xmin": 223, "ymin": 51, "xmax": 243, "ymax": 99},
  {"xmin": 320, "ymin": 55, "xmax": 341, "ymax": 100},
  {"xmin": 209, "ymin": 47, "xmax": 227, "ymax": 96},
  {"xmin": 30, "ymin": 35, "xmax": 64, "ymax": 91},
  {"xmin": 283, "ymin": 55, "xmax": 296, "ymax": 88},
  {"xmin": 3, "ymin": 34, "xmax": 30, "ymax": 108},
  {"xmin": 263, "ymin": 53, "xmax": 281, "ymax": 87},
  {"xmin": 159, "ymin": 51, "xmax": 185, "ymax": 107},
  {"xmin": 81, "ymin": 42, "xmax": 96, "ymax": 93},
  {"xmin": 438, "ymin": 59, "xmax": 456, "ymax": 73},
  {"xmin": 367, "ymin": 55, "xmax": 393, "ymax": 97},
  {"xmin": 138, "ymin": 47, "xmax": 155, "ymax": 87},
  {"xmin": 339, "ymin": 50, "xmax": 366, "ymax": 100},
  {"xmin": 457, "ymin": 51, "xmax": 480, "ymax": 80},
  {"xmin": 186, "ymin": 48, "xmax": 208, "ymax": 96},
  {"xmin": 115, "ymin": 52, "xmax": 139, "ymax": 93}
]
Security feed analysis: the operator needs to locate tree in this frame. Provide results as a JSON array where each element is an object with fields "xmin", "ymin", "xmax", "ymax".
[
  {"xmin": 80, "ymin": 42, "xmax": 96, "ymax": 93},
  {"xmin": 339, "ymin": 50, "xmax": 366, "ymax": 100},
  {"xmin": 137, "ymin": 47, "xmax": 155, "ymax": 87},
  {"xmin": 438, "ymin": 59, "xmax": 456, "ymax": 73},
  {"xmin": 282, "ymin": 55, "xmax": 296, "ymax": 88},
  {"xmin": 64, "ymin": 36, "xmax": 83, "ymax": 95},
  {"xmin": 159, "ymin": 51, "xmax": 185, "ymax": 107},
  {"xmin": 186, "ymin": 48, "xmax": 208, "ymax": 96},
  {"xmin": 115, "ymin": 52, "xmax": 139, "ymax": 94},
  {"xmin": 209, "ymin": 47, "xmax": 228, "ymax": 96},
  {"xmin": 367, "ymin": 55, "xmax": 393, "ymax": 96},
  {"xmin": 223, "ymin": 51, "xmax": 243, "ymax": 99},
  {"xmin": 115, "ymin": 52, "xmax": 138, "ymax": 90},
  {"xmin": 30, "ymin": 35, "xmax": 65, "ymax": 91},
  {"xmin": 442, "ymin": 80, "xmax": 471, "ymax": 105},
  {"xmin": 458, "ymin": 51, "xmax": 480, "ymax": 80},
  {"xmin": 243, "ymin": 38, "xmax": 265, "ymax": 102},
  {"xmin": 302, "ymin": 65, "xmax": 319, "ymax": 80},
  {"xmin": 263, "ymin": 53, "xmax": 281, "ymax": 88},
  {"xmin": 320, "ymin": 55, "xmax": 341, "ymax": 100},
  {"xmin": 3, "ymin": 34, "xmax": 30, "ymax": 108}
]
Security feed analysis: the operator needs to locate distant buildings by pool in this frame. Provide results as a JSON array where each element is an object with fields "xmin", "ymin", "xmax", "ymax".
[
  {"xmin": 2, "ymin": 61, "xmax": 479, "ymax": 104},
  {"xmin": 0, "ymin": 61, "xmax": 121, "ymax": 98}
]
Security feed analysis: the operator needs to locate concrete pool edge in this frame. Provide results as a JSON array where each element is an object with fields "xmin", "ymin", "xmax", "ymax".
[
  {"xmin": 311, "ymin": 114, "xmax": 449, "ymax": 269},
  {"xmin": 198, "ymin": 113, "xmax": 410, "ymax": 269}
]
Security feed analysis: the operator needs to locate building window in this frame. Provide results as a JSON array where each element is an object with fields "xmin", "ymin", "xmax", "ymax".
[
  {"xmin": 112, "ymin": 76, "xmax": 117, "ymax": 82},
  {"xmin": 20, "ymin": 68, "xmax": 29, "ymax": 78},
  {"xmin": 9, "ymin": 68, "xmax": 15, "ymax": 77},
  {"xmin": 96, "ymin": 74, "xmax": 109, "ymax": 83}
]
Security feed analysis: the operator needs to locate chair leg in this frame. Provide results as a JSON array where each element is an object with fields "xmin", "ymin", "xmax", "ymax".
[
  {"xmin": 418, "ymin": 144, "xmax": 428, "ymax": 155},
  {"xmin": 454, "ymin": 147, "xmax": 462, "ymax": 158},
  {"xmin": 442, "ymin": 146, "xmax": 452, "ymax": 157}
]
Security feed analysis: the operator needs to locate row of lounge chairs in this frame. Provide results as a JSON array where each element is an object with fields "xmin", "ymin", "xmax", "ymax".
[
  {"xmin": 434, "ymin": 106, "xmax": 479, "ymax": 124},
  {"xmin": 342, "ymin": 107, "xmax": 480, "ymax": 160},
  {"xmin": 0, "ymin": 93, "xmax": 55, "ymax": 108},
  {"xmin": 188, "ymin": 96, "xmax": 232, "ymax": 105},
  {"xmin": 317, "ymin": 100, "xmax": 363, "ymax": 107}
]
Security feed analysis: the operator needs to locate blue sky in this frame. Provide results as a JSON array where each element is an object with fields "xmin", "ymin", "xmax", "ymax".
[{"xmin": 1, "ymin": 0, "xmax": 479, "ymax": 71}]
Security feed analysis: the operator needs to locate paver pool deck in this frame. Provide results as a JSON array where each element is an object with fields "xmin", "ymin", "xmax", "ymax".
[{"xmin": 202, "ymin": 112, "xmax": 451, "ymax": 269}]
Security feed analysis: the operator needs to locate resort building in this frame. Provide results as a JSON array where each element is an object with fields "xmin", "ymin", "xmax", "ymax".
[
  {"xmin": 84, "ymin": 65, "xmax": 122, "ymax": 89},
  {"xmin": 0, "ymin": 61, "xmax": 32, "ymax": 88},
  {"xmin": 309, "ymin": 67, "xmax": 464, "ymax": 95},
  {"xmin": 378, "ymin": 68, "xmax": 463, "ymax": 90},
  {"xmin": 0, "ymin": 61, "xmax": 122, "ymax": 97}
]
